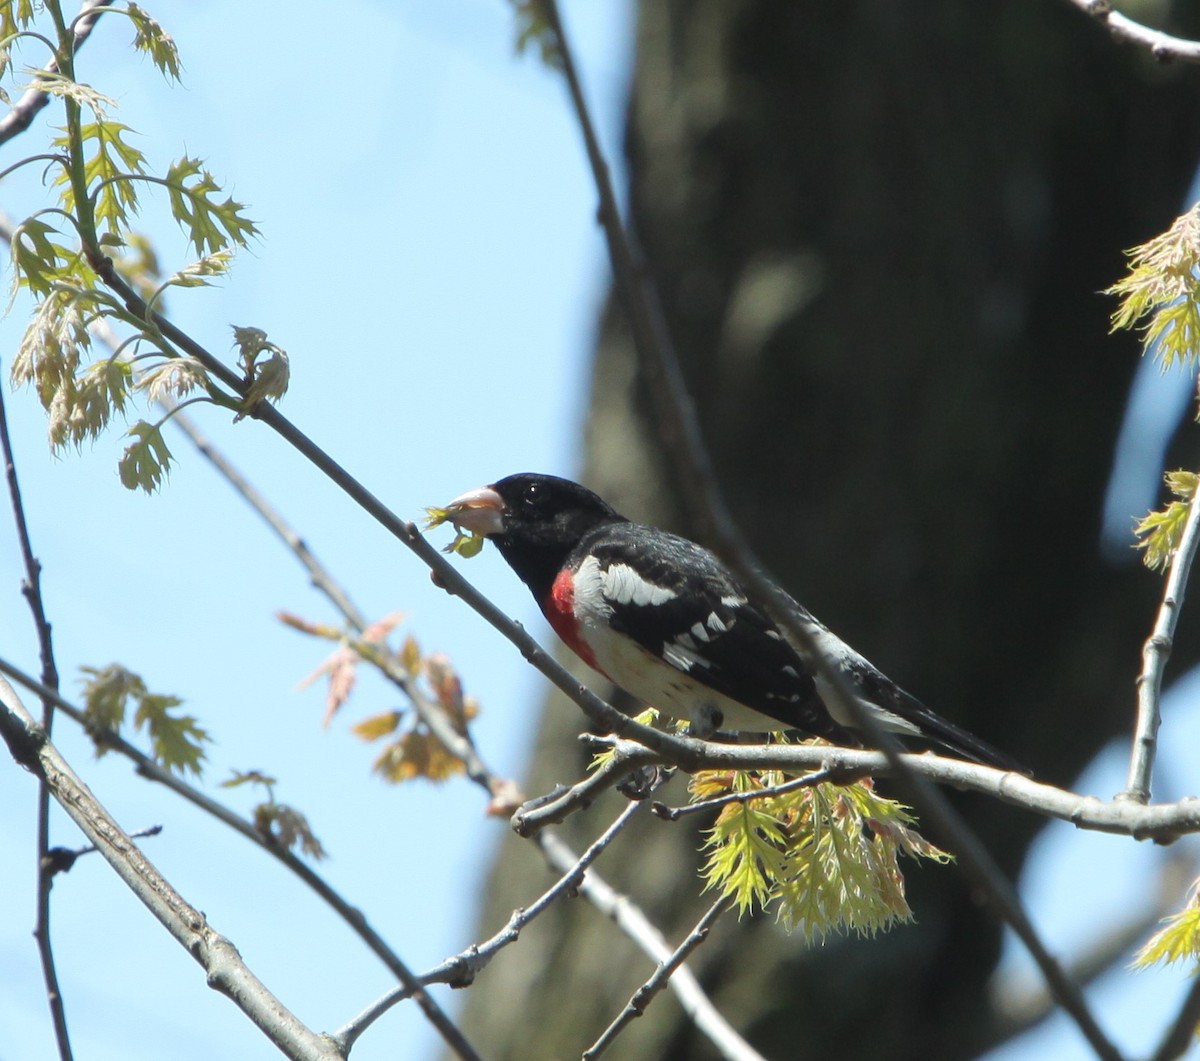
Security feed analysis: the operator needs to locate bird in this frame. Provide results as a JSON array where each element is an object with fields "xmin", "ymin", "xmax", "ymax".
[{"xmin": 437, "ymin": 472, "xmax": 1029, "ymax": 774}]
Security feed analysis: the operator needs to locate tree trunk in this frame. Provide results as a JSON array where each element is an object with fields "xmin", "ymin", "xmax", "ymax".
[{"xmin": 453, "ymin": 3, "xmax": 1200, "ymax": 1058}]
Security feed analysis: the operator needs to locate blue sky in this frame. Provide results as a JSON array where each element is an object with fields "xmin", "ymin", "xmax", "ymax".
[{"xmin": 0, "ymin": 4, "xmax": 1197, "ymax": 1060}]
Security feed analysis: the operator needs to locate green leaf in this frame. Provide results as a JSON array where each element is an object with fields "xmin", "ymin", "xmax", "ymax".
[
  {"xmin": 50, "ymin": 356, "xmax": 133, "ymax": 449},
  {"xmin": 231, "ymin": 325, "xmax": 289, "ymax": 418},
  {"xmin": 222, "ymin": 768, "xmax": 277, "ymax": 790},
  {"xmin": 79, "ymin": 663, "xmax": 146, "ymax": 752},
  {"xmin": 253, "ymin": 802, "xmax": 325, "ymax": 859},
  {"xmin": 10, "ymin": 216, "xmax": 78, "ymax": 298},
  {"xmin": 1133, "ymin": 889, "xmax": 1200, "ymax": 969},
  {"xmin": 33, "ymin": 73, "xmax": 118, "ymax": 118},
  {"xmin": 134, "ymin": 692, "xmax": 208, "ymax": 776},
  {"xmin": 165, "ymin": 155, "xmax": 258, "ymax": 256},
  {"xmin": 118, "ymin": 419, "xmax": 173, "ymax": 492},
  {"xmin": 158, "ymin": 248, "xmax": 234, "ymax": 291},
  {"xmin": 127, "ymin": 4, "xmax": 182, "ymax": 82},
  {"xmin": 1134, "ymin": 470, "xmax": 1194, "ymax": 571},
  {"xmin": 53, "ymin": 121, "xmax": 147, "ymax": 234},
  {"xmin": 1108, "ymin": 204, "xmax": 1200, "ymax": 370},
  {"xmin": 694, "ymin": 765, "xmax": 949, "ymax": 941},
  {"xmin": 508, "ymin": 0, "xmax": 563, "ymax": 67},
  {"xmin": 0, "ymin": 0, "xmax": 36, "ymax": 85}
]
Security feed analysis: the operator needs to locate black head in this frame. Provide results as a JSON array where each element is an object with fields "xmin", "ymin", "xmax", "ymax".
[{"xmin": 487, "ymin": 473, "xmax": 626, "ymax": 599}]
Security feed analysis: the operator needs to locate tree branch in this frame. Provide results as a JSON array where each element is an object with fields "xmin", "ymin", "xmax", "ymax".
[
  {"xmin": 334, "ymin": 787, "xmax": 656, "ymax": 1052},
  {"xmin": 1151, "ymin": 971, "xmax": 1200, "ymax": 1061},
  {"xmin": 535, "ymin": 826, "xmax": 757, "ymax": 1060},
  {"xmin": 0, "ymin": 654, "xmax": 483, "ymax": 1061},
  {"xmin": 0, "ymin": 675, "xmax": 341, "ymax": 1061},
  {"xmin": 1122, "ymin": 473, "xmax": 1200, "ymax": 802},
  {"xmin": 582, "ymin": 896, "xmax": 743, "ymax": 1061},
  {"xmin": 1061, "ymin": 0, "xmax": 1200, "ymax": 63},
  {"xmin": 0, "ymin": 372, "xmax": 72, "ymax": 1058}
]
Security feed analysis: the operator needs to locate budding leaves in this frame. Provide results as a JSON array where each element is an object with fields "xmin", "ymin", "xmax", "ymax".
[
  {"xmin": 119, "ymin": 420, "xmax": 173, "ymax": 492},
  {"xmin": 692, "ymin": 764, "xmax": 950, "ymax": 942},
  {"xmin": 80, "ymin": 663, "xmax": 209, "ymax": 776},
  {"xmin": 1108, "ymin": 203, "xmax": 1200, "ymax": 374},
  {"xmin": 127, "ymin": 3, "xmax": 182, "ymax": 82},
  {"xmin": 223, "ymin": 770, "xmax": 326, "ymax": 860},
  {"xmin": 424, "ymin": 506, "xmax": 486, "ymax": 557},
  {"xmin": 283, "ymin": 611, "xmax": 481, "ymax": 785},
  {"xmin": 1134, "ymin": 882, "xmax": 1200, "ymax": 970},
  {"xmin": 166, "ymin": 156, "xmax": 258, "ymax": 257},
  {"xmin": 5, "ymin": 4, "xmax": 285, "ymax": 492}
]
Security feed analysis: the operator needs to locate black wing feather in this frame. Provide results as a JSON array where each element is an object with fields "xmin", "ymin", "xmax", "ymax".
[{"xmin": 575, "ymin": 524, "xmax": 851, "ymax": 740}]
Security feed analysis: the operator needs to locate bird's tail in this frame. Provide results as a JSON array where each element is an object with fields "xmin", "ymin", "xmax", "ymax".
[{"xmin": 907, "ymin": 700, "xmax": 1031, "ymax": 776}]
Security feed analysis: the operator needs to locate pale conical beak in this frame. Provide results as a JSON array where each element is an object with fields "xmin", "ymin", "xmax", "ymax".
[{"xmin": 443, "ymin": 485, "xmax": 506, "ymax": 536}]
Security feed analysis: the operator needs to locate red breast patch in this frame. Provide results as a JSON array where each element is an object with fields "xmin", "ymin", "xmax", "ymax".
[{"xmin": 546, "ymin": 568, "xmax": 600, "ymax": 670}]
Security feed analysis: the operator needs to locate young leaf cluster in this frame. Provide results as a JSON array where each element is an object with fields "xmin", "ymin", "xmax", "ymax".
[
  {"xmin": 1134, "ymin": 470, "xmax": 1198, "ymax": 571},
  {"xmin": 79, "ymin": 662, "xmax": 209, "ymax": 776},
  {"xmin": 223, "ymin": 769, "xmax": 326, "ymax": 860},
  {"xmin": 4, "ymin": 0, "xmax": 279, "ymax": 493},
  {"xmin": 281, "ymin": 611, "xmax": 479, "ymax": 784},
  {"xmin": 1109, "ymin": 202, "xmax": 1200, "ymax": 373},
  {"xmin": 693, "ymin": 765, "xmax": 950, "ymax": 943},
  {"xmin": 1134, "ymin": 877, "xmax": 1200, "ymax": 976}
]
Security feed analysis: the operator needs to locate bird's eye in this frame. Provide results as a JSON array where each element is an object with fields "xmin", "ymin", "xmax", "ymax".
[{"xmin": 523, "ymin": 482, "xmax": 541, "ymax": 506}]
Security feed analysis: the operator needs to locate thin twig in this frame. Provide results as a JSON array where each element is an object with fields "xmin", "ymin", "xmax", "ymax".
[
  {"xmin": 653, "ymin": 764, "xmax": 848, "ymax": 822},
  {"xmin": 511, "ymin": 739, "xmax": 658, "ymax": 834},
  {"xmin": 1122, "ymin": 476, "xmax": 1200, "ymax": 802},
  {"xmin": 0, "ymin": 675, "xmax": 341, "ymax": 1061},
  {"xmin": 0, "ymin": 375, "xmax": 70, "ymax": 1058},
  {"xmin": 1062, "ymin": 0, "xmax": 1200, "ymax": 63},
  {"xmin": 582, "ymin": 896, "xmax": 741, "ymax": 1061},
  {"xmin": 540, "ymin": 5, "xmax": 1122, "ymax": 1057},
  {"xmin": 535, "ymin": 826, "xmax": 756, "ymax": 1061},
  {"xmin": 1150, "ymin": 971, "xmax": 1200, "ymax": 1061},
  {"xmin": 334, "ymin": 787, "xmax": 657, "ymax": 1052},
  {"xmin": 0, "ymin": 654, "xmax": 482, "ymax": 1061}
]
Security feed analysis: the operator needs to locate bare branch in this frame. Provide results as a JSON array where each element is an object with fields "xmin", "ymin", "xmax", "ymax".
[
  {"xmin": 511, "ymin": 739, "xmax": 659, "ymax": 834},
  {"xmin": 0, "ymin": 655, "xmax": 482, "ymax": 1061},
  {"xmin": 1062, "ymin": 1, "xmax": 1200, "ymax": 63},
  {"xmin": 334, "ymin": 788, "xmax": 656, "ymax": 1052},
  {"xmin": 1122, "ymin": 473, "xmax": 1200, "ymax": 802},
  {"xmin": 535, "ymin": 826, "xmax": 758, "ymax": 1060},
  {"xmin": 0, "ymin": 371, "xmax": 73, "ymax": 1057},
  {"xmin": 1151, "ymin": 972, "xmax": 1200, "ymax": 1061},
  {"xmin": 582, "ymin": 897, "xmax": 741, "ymax": 1061},
  {"xmin": 0, "ymin": 675, "xmax": 340, "ymax": 1061}
]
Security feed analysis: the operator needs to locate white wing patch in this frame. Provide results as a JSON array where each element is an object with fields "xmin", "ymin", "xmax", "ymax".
[
  {"xmin": 601, "ymin": 561, "xmax": 677, "ymax": 607},
  {"xmin": 662, "ymin": 634, "xmax": 712, "ymax": 672}
]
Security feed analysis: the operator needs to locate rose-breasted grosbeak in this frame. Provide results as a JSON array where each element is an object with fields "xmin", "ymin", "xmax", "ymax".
[{"xmin": 441, "ymin": 472, "xmax": 1028, "ymax": 773}]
